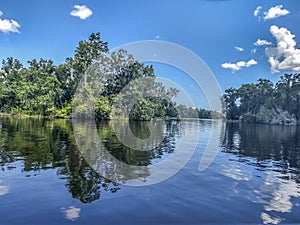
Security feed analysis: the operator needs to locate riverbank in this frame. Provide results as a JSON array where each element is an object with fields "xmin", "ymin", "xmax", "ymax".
[
  {"xmin": 0, "ymin": 111, "xmax": 223, "ymax": 121},
  {"xmin": 2, "ymin": 112, "xmax": 298, "ymax": 126},
  {"xmin": 223, "ymin": 74, "xmax": 300, "ymax": 127},
  {"xmin": 227, "ymin": 114, "xmax": 300, "ymax": 126},
  {"xmin": 0, "ymin": 112, "xmax": 44, "ymax": 119},
  {"xmin": 0, "ymin": 112, "xmax": 73, "ymax": 120}
]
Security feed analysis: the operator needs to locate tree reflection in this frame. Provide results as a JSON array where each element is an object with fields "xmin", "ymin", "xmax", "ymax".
[
  {"xmin": 0, "ymin": 118, "xmax": 180, "ymax": 203},
  {"xmin": 0, "ymin": 118, "xmax": 54, "ymax": 170},
  {"xmin": 222, "ymin": 123, "xmax": 300, "ymax": 182},
  {"xmin": 98, "ymin": 120, "xmax": 180, "ymax": 165},
  {"xmin": 221, "ymin": 123, "xmax": 300, "ymax": 224},
  {"xmin": 72, "ymin": 119, "xmax": 181, "ymax": 185}
]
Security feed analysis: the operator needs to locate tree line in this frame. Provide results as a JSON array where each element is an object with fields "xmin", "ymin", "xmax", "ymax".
[
  {"xmin": 222, "ymin": 74, "xmax": 300, "ymax": 125},
  {"xmin": 0, "ymin": 33, "xmax": 221, "ymax": 120}
]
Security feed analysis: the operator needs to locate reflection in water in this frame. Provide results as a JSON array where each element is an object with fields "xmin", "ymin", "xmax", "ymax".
[
  {"xmin": 61, "ymin": 206, "xmax": 81, "ymax": 221},
  {"xmin": 0, "ymin": 118, "xmax": 181, "ymax": 202},
  {"xmin": 1, "ymin": 118, "xmax": 300, "ymax": 224},
  {"xmin": 73, "ymin": 119, "xmax": 185, "ymax": 185},
  {"xmin": 98, "ymin": 120, "xmax": 180, "ymax": 166},
  {"xmin": 262, "ymin": 172, "xmax": 299, "ymax": 213},
  {"xmin": 222, "ymin": 123, "xmax": 300, "ymax": 224},
  {"xmin": 199, "ymin": 119, "xmax": 225, "ymax": 171},
  {"xmin": 256, "ymin": 171, "xmax": 300, "ymax": 224},
  {"xmin": 222, "ymin": 164, "xmax": 252, "ymax": 181},
  {"xmin": 223, "ymin": 123, "xmax": 300, "ymax": 172},
  {"xmin": 261, "ymin": 212, "xmax": 281, "ymax": 225},
  {"xmin": 0, "ymin": 180, "xmax": 9, "ymax": 196}
]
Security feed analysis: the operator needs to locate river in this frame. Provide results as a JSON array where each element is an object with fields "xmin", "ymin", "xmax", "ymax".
[{"xmin": 0, "ymin": 118, "xmax": 299, "ymax": 224}]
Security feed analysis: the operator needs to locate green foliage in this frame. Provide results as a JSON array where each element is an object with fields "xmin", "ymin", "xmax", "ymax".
[
  {"xmin": 223, "ymin": 74, "xmax": 300, "ymax": 125},
  {"xmin": 169, "ymin": 104, "xmax": 223, "ymax": 119},
  {"xmin": 0, "ymin": 58, "xmax": 58, "ymax": 115},
  {"xmin": 95, "ymin": 96, "xmax": 112, "ymax": 119},
  {"xmin": 0, "ymin": 32, "xmax": 220, "ymax": 121},
  {"xmin": 255, "ymin": 106, "xmax": 274, "ymax": 124},
  {"xmin": 48, "ymin": 101, "xmax": 73, "ymax": 118},
  {"xmin": 129, "ymin": 98, "xmax": 155, "ymax": 121},
  {"xmin": 241, "ymin": 113, "xmax": 256, "ymax": 123}
]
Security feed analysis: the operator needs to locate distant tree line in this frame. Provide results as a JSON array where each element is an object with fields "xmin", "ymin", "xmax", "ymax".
[
  {"xmin": 0, "ymin": 33, "xmax": 220, "ymax": 120},
  {"xmin": 175, "ymin": 105, "xmax": 223, "ymax": 119},
  {"xmin": 222, "ymin": 74, "xmax": 300, "ymax": 125}
]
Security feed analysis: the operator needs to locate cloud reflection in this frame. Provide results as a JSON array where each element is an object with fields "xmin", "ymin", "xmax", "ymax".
[
  {"xmin": 0, "ymin": 180, "xmax": 9, "ymax": 196},
  {"xmin": 257, "ymin": 171, "xmax": 300, "ymax": 224},
  {"xmin": 261, "ymin": 212, "xmax": 281, "ymax": 225},
  {"xmin": 262, "ymin": 172, "xmax": 299, "ymax": 213},
  {"xmin": 0, "ymin": 185, "xmax": 9, "ymax": 196},
  {"xmin": 222, "ymin": 164, "xmax": 252, "ymax": 181},
  {"xmin": 61, "ymin": 206, "xmax": 81, "ymax": 221}
]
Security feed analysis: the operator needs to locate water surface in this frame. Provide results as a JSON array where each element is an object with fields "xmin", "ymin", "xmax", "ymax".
[{"xmin": 0, "ymin": 118, "xmax": 299, "ymax": 224}]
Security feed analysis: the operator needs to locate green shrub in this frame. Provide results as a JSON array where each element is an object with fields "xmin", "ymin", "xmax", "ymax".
[{"xmin": 241, "ymin": 113, "xmax": 256, "ymax": 123}]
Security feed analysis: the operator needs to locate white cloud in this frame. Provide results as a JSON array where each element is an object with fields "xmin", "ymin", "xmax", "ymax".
[
  {"xmin": 70, "ymin": 5, "xmax": 92, "ymax": 20},
  {"xmin": 155, "ymin": 35, "xmax": 160, "ymax": 39},
  {"xmin": 222, "ymin": 59, "xmax": 257, "ymax": 72},
  {"xmin": 222, "ymin": 63, "xmax": 239, "ymax": 71},
  {"xmin": 254, "ymin": 39, "xmax": 272, "ymax": 46},
  {"xmin": 234, "ymin": 46, "xmax": 244, "ymax": 52},
  {"xmin": 251, "ymin": 48, "xmax": 257, "ymax": 54},
  {"xmin": 264, "ymin": 5, "xmax": 289, "ymax": 20},
  {"xmin": 246, "ymin": 59, "xmax": 258, "ymax": 66},
  {"xmin": 0, "ymin": 11, "xmax": 20, "ymax": 33},
  {"xmin": 265, "ymin": 25, "xmax": 300, "ymax": 73},
  {"xmin": 254, "ymin": 6, "xmax": 262, "ymax": 17}
]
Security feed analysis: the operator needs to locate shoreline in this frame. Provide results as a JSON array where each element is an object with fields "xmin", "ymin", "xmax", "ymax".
[
  {"xmin": 0, "ymin": 113, "xmax": 215, "ymax": 121},
  {"xmin": 226, "ymin": 119, "xmax": 300, "ymax": 126},
  {"xmin": 1, "ymin": 113, "xmax": 299, "ymax": 126}
]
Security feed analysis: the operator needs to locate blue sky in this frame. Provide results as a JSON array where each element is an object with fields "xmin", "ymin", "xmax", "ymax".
[{"xmin": 1, "ymin": 0, "xmax": 300, "ymax": 108}]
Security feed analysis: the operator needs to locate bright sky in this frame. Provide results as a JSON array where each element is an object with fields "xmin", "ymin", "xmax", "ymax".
[{"xmin": 0, "ymin": 0, "xmax": 299, "ymax": 108}]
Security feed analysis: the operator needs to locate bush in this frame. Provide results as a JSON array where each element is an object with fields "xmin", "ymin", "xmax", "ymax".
[
  {"xmin": 129, "ymin": 99, "xmax": 155, "ymax": 121},
  {"xmin": 255, "ymin": 106, "xmax": 274, "ymax": 124},
  {"xmin": 95, "ymin": 96, "xmax": 112, "ymax": 120},
  {"xmin": 241, "ymin": 113, "xmax": 256, "ymax": 123}
]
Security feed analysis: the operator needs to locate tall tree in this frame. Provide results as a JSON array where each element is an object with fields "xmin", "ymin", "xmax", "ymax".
[{"xmin": 223, "ymin": 88, "xmax": 240, "ymax": 120}]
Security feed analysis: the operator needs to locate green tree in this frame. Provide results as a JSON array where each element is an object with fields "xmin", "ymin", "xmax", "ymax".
[
  {"xmin": 0, "ymin": 32, "xmax": 180, "ymax": 120},
  {"xmin": 223, "ymin": 87, "xmax": 240, "ymax": 120},
  {"xmin": 223, "ymin": 74, "xmax": 300, "ymax": 125},
  {"xmin": 0, "ymin": 58, "xmax": 24, "ymax": 112}
]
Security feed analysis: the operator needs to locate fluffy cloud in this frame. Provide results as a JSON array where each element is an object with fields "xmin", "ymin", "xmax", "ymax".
[
  {"xmin": 0, "ymin": 11, "xmax": 20, "ymax": 33},
  {"xmin": 254, "ymin": 39, "xmax": 272, "ymax": 46},
  {"xmin": 70, "ymin": 5, "xmax": 92, "ymax": 20},
  {"xmin": 266, "ymin": 25, "xmax": 300, "ymax": 73},
  {"xmin": 234, "ymin": 46, "xmax": 244, "ymax": 52},
  {"xmin": 222, "ymin": 59, "xmax": 257, "ymax": 72},
  {"xmin": 254, "ymin": 6, "xmax": 262, "ymax": 17},
  {"xmin": 264, "ymin": 5, "xmax": 289, "ymax": 20}
]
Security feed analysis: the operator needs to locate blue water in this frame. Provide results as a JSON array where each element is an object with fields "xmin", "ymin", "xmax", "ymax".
[{"xmin": 0, "ymin": 118, "xmax": 299, "ymax": 224}]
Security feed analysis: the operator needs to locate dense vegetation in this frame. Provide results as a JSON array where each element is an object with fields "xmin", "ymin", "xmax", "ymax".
[
  {"xmin": 175, "ymin": 105, "xmax": 222, "ymax": 119},
  {"xmin": 223, "ymin": 74, "xmax": 300, "ymax": 125},
  {"xmin": 0, "ymin": 33, "xmax": 221, "ymax": 120}
]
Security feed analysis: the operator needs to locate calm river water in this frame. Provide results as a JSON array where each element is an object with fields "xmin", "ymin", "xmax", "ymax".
[{"xmin": 0, "ymin": 118, "xmax": 299, "ymax": 225}]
